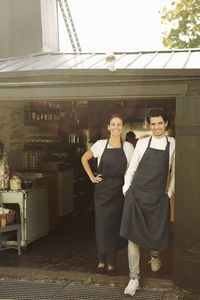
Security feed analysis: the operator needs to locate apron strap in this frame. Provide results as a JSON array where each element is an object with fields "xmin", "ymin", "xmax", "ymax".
[
  {"xmin": 148, "ymin": 136, "xmax": 170, "ymax": 150},
  {"xmin": 98, "ymin": 140, "xmax": 109, "ymax": 170},
  {"xmin": 106, "ymin": 138, "xmax": 124, "ymax": 149},
  {"xmin": 165, "ymin": 136, "xmax": 170, "ymax": 150},
  {"xmin": 147, "ymin": 136, "xmax": 152, "ymax": 148},
  {"xmin": 105, "ymin": 139, "xmax": 109, "ymax": 150},
  {"xmin": 120, "ymin": 138, "xmax": 124, "ymax": 149}
]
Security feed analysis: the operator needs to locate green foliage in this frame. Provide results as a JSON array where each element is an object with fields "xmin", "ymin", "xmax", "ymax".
[
  {"xmin": 84, "ymin": 277, "xmax": 93, "ymax": 285},
  {"xmin": 159, "ymin": 0, "xmax": 200, "ymax": 48},
  {"xmin": 74, "ymin": 281, "xmax": 83, "ymax": 285},
  {"xmin": 74, "ymin": 277, "xmax": 93, "ymax": 286}
]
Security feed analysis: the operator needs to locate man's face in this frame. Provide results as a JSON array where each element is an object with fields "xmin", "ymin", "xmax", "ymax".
[{"xmin": 149, "ymin": 116, "xmax": 168, "ymax": 138}]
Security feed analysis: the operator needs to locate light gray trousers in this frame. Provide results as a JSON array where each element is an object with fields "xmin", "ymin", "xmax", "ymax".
[{"xmin": 128, "ymin": 240, "xmax": 160, "ymax": 280}]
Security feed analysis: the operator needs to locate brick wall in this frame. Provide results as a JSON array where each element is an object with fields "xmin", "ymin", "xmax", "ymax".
[{"xmin": 0, "ymin": 102, "xmax": 25, "ymax": 171}]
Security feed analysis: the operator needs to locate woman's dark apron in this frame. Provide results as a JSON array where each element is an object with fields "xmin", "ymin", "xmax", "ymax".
[
  {"xmin": 94, "ymin": 139, "xmax": 127, "ymax": 253},
  {"xmin": 120, "ymin": 136, "xmax": 170, "ymax": 251}
]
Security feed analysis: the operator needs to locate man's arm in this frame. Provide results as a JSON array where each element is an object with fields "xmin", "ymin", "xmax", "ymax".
[{"xmin": 123, "ymin": 140, "xmax": 142, "ymax": 195}]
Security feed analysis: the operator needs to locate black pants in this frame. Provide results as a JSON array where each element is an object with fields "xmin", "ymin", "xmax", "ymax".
[{"xmin": 98, "ymin": 250, "xmax": 117, "ymax": 267}]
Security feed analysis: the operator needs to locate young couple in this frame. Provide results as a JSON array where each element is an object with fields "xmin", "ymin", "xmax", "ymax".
[{"xmin": 81, "ymin": 109, "xmax": 175, "ymax": 296}]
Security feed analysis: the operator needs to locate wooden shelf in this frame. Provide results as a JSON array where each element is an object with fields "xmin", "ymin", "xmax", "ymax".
[
  {"xmin": 24, "ymin": 120, "xmax": 59, "ymax": 126},
  {"xmin": 24, "ymin": 142, "xmax": 78, "ymax": 150}
]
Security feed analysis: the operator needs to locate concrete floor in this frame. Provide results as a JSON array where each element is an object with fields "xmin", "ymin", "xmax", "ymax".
[
  {"xmin": 1, "ymin": 215, "xmax": 200, "ymax": 299},
  {"xmin": 0, "ymin": 213, "xmax": 173, "ymax": 281}
]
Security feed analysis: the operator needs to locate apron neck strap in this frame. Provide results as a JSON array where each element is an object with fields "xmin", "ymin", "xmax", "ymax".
[
  {"xmin": 106, "ymin": 138, "xmax": 123, "ymax": 149},
  {"xmin": 148, "ymin": 136, "xmax": 152, "ymax": 148},
  {"xmin": 148, "ymin": 136, "xmax": 169, "ymax": 149},
  {"xmin": 105, "ymin": 139, "xmax": 109, "ymax": 149},
  {"xmin": 165, "ymin": 136, "xmax": 169, "ymax": 150},
  {"xmin": 120, "ymin": 138, "xmax": 123, "ymax": 148}
]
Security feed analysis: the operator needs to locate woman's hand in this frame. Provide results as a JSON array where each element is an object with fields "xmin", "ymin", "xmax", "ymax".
[{"xmin": 91, "ymin": 174, "xmax": 102, "ymax": 183}]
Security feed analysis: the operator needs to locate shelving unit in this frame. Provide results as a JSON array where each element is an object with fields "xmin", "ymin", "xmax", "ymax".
[{"xmin": 23, "ymin": 102, "xmax": 93, "ymax": 219}]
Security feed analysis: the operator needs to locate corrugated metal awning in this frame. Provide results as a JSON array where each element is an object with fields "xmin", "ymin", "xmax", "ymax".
[{"xmin": 0, "ymin": 49, "xmax": 200, "ymax": 72}]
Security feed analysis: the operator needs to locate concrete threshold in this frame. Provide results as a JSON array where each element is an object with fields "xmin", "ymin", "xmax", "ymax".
[
  {"xmin": 0, "ymin": 267, "xmax": 199, "ymax": 300},
  {"xmin": 0, "ymin": 266, "xmax": 175, "ymax": 289}
]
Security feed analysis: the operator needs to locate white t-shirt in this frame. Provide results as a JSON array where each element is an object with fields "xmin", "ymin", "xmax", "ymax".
[
  {"xmin": 123, "ymin": 135, "xmax": 175, "ymax": 198},
  {"xmin": 91, "ymin": 139, "xmax": 134, "ymax": 168}
]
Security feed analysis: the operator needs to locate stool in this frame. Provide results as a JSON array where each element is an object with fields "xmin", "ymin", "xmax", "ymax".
[{"xmin": 0, "ymin": 224, "xmax": 21, "ymax": 255}]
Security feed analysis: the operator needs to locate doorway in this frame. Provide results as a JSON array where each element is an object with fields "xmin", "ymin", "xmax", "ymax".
[{"xmin": 0, "ymin": 97, "xmax": 176, "ymax": 280}]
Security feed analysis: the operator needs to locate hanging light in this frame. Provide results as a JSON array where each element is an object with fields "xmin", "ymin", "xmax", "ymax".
[{"xmin": 105, "ymin": 52, "xmax": 116, "ymax": 72}]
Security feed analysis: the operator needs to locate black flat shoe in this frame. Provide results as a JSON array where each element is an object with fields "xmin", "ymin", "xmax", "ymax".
[
  {"xmin": 107, "ymin": 269, "xmax": 117, "ymax": 277},
  {"xmin": 96, "ymin": 266, "xmax": 106, "ymax": 275}
]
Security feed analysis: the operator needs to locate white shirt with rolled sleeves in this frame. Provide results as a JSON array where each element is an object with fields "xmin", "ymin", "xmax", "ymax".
[
  {"xmin": 91, "ymin": 139, "xmax": 134, "ymax": 167},
  {"xmin": 123, "ymin": 135, "xmax": 175, "ymax": 198}
]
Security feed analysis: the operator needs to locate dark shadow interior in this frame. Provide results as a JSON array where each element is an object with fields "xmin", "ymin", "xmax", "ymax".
[{"xmin": 0, "ymin": 213, "xmax": 173, "ymax": 280}]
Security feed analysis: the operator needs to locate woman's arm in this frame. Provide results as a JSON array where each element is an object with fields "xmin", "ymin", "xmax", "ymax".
[{"xmin": 81, "ymin": 149, "xmax": 102, "ymax": 183}]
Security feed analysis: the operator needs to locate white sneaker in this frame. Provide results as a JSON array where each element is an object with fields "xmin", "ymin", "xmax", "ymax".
[
  {"xmin": 148, "ymin": 256, "xmax": 161, "ymax": 272},
  {"xmin": 124, "ymin": 279, "xmax": 139, "ymax": 296}
]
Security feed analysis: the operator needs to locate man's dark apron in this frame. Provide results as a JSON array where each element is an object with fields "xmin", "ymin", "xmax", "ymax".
[
  {"xmin": 120, "ymin": 136, "xmax": 170, "ymax": 251},
  {"xmin": 94, "ymin": 139, "xmax": 127, "ymax": 253}
]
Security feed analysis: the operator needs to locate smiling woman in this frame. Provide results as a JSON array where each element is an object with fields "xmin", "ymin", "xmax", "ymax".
[
  {"xmin": 81, "ymin": 114, "xmax": 134, "ymax": 277},
  {"xmin": 107, "ymin": 115, "xmax": 124, "ymax": 143}
]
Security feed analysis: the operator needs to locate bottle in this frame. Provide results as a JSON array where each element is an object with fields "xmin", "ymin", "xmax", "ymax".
[
  {"xmin": 40, "ymin": 102, "xmax": 44, "ymax": 121},
  {"xmin": 27, "ymin": 104, "xmax": 32, "ymax": 121},
  {"xmin": 56, "ymin": 103, "xmax": 60, "ymax": 121},
  {"xmin": 52, "ymin": 103, "xmax": 57, "ymax": 121},
  {"xmin": 36, "ymin": 114, "xmax": 40, "ymax": 121},
  {"xmin": 31, "ymin": 103, "xmax": 36, "ymax": 121},
  {"xmin": 1, "ymin": 215, "xmax": 6, "ymax": 227},
  {"xmin": 44, "ymin": 102, "xmax": 48, "ymax": 121}
]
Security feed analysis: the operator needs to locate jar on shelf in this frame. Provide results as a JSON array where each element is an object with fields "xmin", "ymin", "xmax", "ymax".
[
  {"xmin": 10, "ymin": 175, "xmax": 22, "ymax": 190},
  {"xmin": 0, "ymin": 158, "xmax": 10, "ymax": 190}
]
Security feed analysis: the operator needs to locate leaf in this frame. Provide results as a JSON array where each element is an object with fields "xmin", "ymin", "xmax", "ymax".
[
  {"xmin": 74, "ymin": 281, "xmax": 83, "ymax": 285},
  {"xmin": 84, "ymin": 277, "xmax": 93, "ymax": 285}
]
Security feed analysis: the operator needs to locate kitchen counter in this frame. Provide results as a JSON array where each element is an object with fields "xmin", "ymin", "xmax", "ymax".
[
  {"xmin": 0, "ymin": 186, "xmax": 49, "ymax": 247},
  {"xmin": 29, "ymin": 173, "xmax": 58, "ymax": 231},
  {"xmin": 19, "ymin": 167, "xmax": 74, "ymax": 229}
]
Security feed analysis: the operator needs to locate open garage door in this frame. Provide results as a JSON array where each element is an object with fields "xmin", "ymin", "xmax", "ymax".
[{"xmin": 173, "ymin": 97, "xmax": 200, "ymax": 291}]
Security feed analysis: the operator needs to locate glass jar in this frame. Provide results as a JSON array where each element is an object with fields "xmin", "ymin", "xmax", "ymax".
[
  {"xmin": 10, "ymin": 175, "xmax": 22, "ymax": 190},
  {"xmin": 0, "ymin": 159, "xmax": 9, "ymax": 190}
]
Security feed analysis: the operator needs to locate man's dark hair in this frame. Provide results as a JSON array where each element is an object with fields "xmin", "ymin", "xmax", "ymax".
[{"xmin": 147, "ymin": 109, "xmax": 168, "ymax": 124}]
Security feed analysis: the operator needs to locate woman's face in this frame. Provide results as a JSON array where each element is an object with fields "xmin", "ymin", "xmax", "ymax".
[{"xmin": 108, "ymin": 117, "xmax": 124, "ymax": 137}]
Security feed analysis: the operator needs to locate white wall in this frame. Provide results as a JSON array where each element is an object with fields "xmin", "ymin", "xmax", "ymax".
[{"xmin": 0, "ymin": 0, "xmax": 59, "ymax": 58}]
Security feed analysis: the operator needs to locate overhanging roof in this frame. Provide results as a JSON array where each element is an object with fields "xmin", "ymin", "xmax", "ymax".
[{"xmin": 0, "ymin": 49, "xmax": 200, "ymax": 73}]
